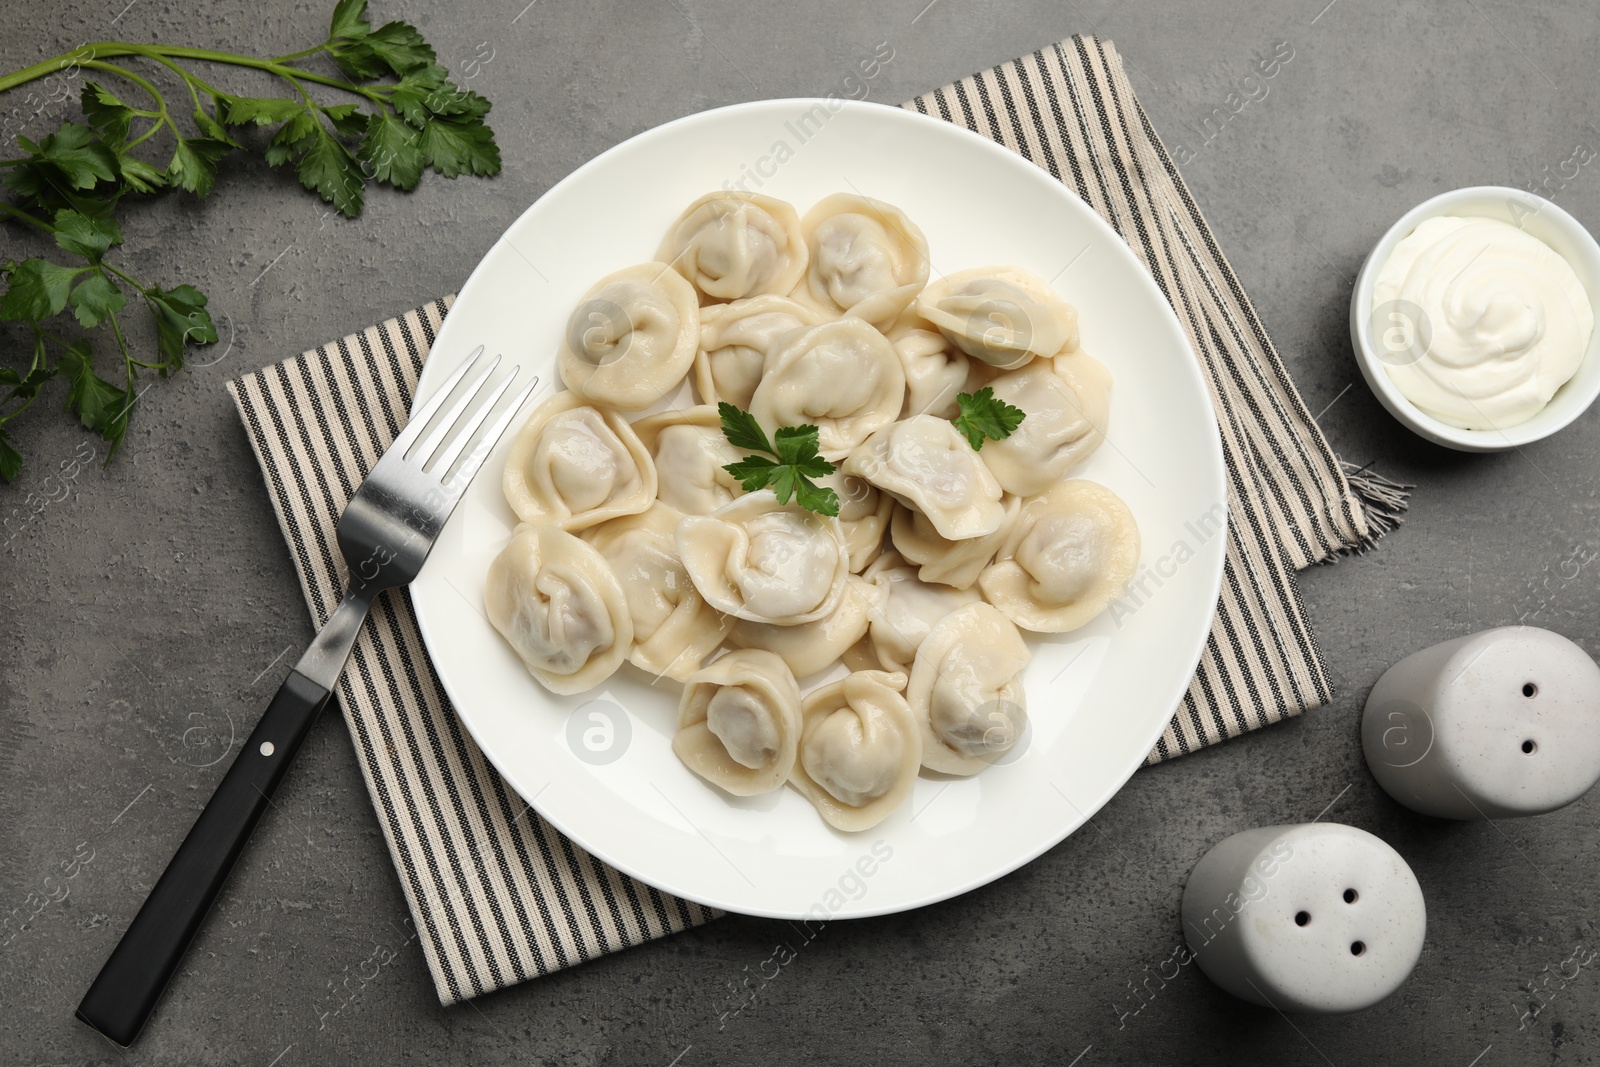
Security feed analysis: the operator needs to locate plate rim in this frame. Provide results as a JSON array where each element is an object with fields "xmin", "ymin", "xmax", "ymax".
[{"xmin": 409, "ymin": 96, "xmax": 1227, "ymax": 918}]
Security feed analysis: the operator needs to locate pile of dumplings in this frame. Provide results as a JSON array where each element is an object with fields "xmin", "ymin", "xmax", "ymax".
[{"xmin": 484, "ymin": 190, "xmax": 1142, "ymax": 832}]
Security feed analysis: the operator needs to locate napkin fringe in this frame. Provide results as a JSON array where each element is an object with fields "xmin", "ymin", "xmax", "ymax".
[{"xmin": 1338, "ymin": 460, "xmax": 1413, "ymax": 553}]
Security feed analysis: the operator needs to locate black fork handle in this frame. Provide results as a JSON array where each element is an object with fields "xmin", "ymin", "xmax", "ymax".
[{"xmin": 76, "ymin": 670, "xmax": 332, "ymax": 1046}]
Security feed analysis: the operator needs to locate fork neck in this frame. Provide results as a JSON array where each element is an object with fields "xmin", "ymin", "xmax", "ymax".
[{"xmin": 292, "ymin": 584, "xmax": 381, "ymax": 692}]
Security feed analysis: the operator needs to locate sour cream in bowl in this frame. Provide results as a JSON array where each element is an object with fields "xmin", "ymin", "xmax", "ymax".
[{"xmin": 1350, "ymin": 187, "xmax": 1600, "ymax": 451}]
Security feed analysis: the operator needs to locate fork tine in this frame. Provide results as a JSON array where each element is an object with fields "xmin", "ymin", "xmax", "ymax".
[
  {"xmin": 410, "ymin": 351, "xmax": 503, "ymax": 468},
  {"xmin": 390, "ymin": 345, "xmax": 486, "ymax": 457},
  {"xmin": 437, "ymin": 377, "xmax": 542, "ymax": 495},
  {"xmin": 430, "ymin": 367, "xmax": 522, "ymax": 479}
]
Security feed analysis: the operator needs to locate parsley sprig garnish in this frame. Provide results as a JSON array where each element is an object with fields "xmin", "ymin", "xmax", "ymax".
[
  {"xmin": 0, "ymin": 0, "xmax": 501, "ymax": 480},
  {"xmin": 952, "ymin": 386, "xmax": 1026, "ymax": 451},
  {"xmin": 717, "ymin": 401, "xmax": 841, "ymax": 517}
]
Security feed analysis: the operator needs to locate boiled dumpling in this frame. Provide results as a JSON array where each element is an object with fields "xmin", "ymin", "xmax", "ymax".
[
  {"xmin": 978, "ymin": 352, "xmax": 1111, "ymax": 497},
  {"xmin": 657, "ymin": 192, "xmax": 809, "ymax": 303},
  {"xmin": 631, "ymin": 405, "xmax": 745, "ymax": 516},
  {"xmin": 676, "ymin": 490, "xmax": 850, "ymax": 624},
  {"xmin": 814, "ymin": 469, "xmax": 892, "ymax": 573},
  {"xmin": 890, "ymin": 494, "xmax": 1019, "ymax": 590},
  {"xmin": 793, "ymin": 194, "xmax": 929, "ymax": 327},
  {"xmin": 674, "ymin": 649, "xmax": 802, "ymax": 795},
  {"xmin": 502, "ymin": 391, "xmax": 656, "ymax": 530},
  {"xmin": 485, "ymin": 525, "xmax": 633, "ymax": 695},
  {"xmin": 749, "ymin": 319, "xmax": 906, "ymax": 460},
  {"xmin": 888, "ymin": 316, "xmax": 971, "ymax": 420},
  {"xmin": 695, "ymin": 295, "xmax": 829, "ymax": 408},
  {"xmin": 979, "ymin": 480, "xmax": 1141, "ymax": 632},
  {"xmin": 559, "ymin": 262, "xmax": 699, "ymax": 410},
  {"xmin": 862, "ymin": 550, "xmax": 982, "ymax": 674},
  {"xmin": 582, "ymin": 503, "xmax": 731, "ymax": 680},
  {"xmin": 729, "ymin": 575, "xmax": 886, "ymax": 678},
  {"xmin": 840, "ymin": 635, "xmax": 884, "ymax": 672},
  {"xmin": 843, "ymin": 415, "xmax": 1005, "ymax": 540},
  {"xmin": 790, "ymin": 669, "xmax": 921, "ymax": 831},
  {"xmin": 907, "ymin": 602, "xmax": 1030, "ymax": 775},
  {"xmin": 915, "ymin": 266, "xmax": 1078, "ymax": 369}
]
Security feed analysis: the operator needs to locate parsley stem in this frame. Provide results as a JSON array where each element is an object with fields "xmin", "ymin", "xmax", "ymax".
[
  {"xmin": 101, "ymin": 262, "xmax": 148, "ymax": 293},
  {"xmin": 137, "ymin": 53, "xmax": 210, "ymax": 114},
  {"xmin": 0, "ymin": 44, "xmax": 388, "ymax": 106},
  {"xmin": 122, "ymin": 116, "xmax": 165, "ymax": 151},
  {"xmin": 0, "ymin": 201, "xmax": 54, "ymax": 235},
  {"xmin": 270, "ymin": 44, "xmax": 330, "ymax": 65},
  {"xmin": 107, "ymin": 310, "xmax": 135, "ymax": 389}
]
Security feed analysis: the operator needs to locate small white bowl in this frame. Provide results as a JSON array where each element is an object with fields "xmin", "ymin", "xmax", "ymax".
[{"xmin": 1349, "ymin": 185, "xmax": 1600, "ymax": 452}]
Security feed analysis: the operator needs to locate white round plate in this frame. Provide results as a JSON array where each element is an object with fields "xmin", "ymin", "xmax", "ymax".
[{"xmin": 409, "ymin": 99, "xmax": 1225, "ymax": 919}]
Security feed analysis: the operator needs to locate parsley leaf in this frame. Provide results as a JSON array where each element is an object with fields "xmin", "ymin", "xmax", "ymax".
[
  {"xmin": 295, "ymin": 123, "xmax": 365, "ymax": 217},
  {"xmin": 4, "ymin": 124, "xmax": 120, "ymax": 198},
  {"xmin": 328, "ymin": 9, "xmax": 435, "ymax": 79},
  {"xmin": 116, "ymin": 155, "xmax": 168, "ymax": 194},
  {"xmin": 0, "ymin": 428, "xmax": 22, "ymax": 483},
  {"xmin": 144, "ymin": 285, "xmax": 217, "ymax": 366},
  {"xmin": 772, "ymin": 424, "xmax": 834, "ymax": 477},
  {"xmin": 80, "ymin": 82, "xmax": 135, "ymax": 147},
  {"xmin": 952, "ymin": 386, "xmax": 1026, "ymax": 451},
  {"xmin": 717, "ymin": 403, "xmax": 840, "ymax": 516},
  {"xmin": 723, "ymin": 454, "xmax": 780, "ymax": 492},
  {"xmin": 57, "ymin": 340, "xmax": 133, "ymax": 451},
  {"xmin": 364, "ymin": 22, "xmax": 436, "ymax": 75},
  {"xmin": 166, "ymin": 136, "xmax": 234, "ymax": 197},
  {"xmin": 718, "ymin": 402, "xmax": 775, "ymax": 453},
  {"xmin": 359, "ymin": 113, "xmax": 424, "ymax": 189},
  {"xmin": 52, "ymin": 210, "xmax": 122, "ymax": 262},
  {"xmin": 0, "ymin": 259, "xmax": 87, "ymax": 321},
  {"xmin": 417, "ymin": 114, "xmax": 501, "ymax": 177},
  {"xmin": 265, "ymin": 109, "xmax": 321, "ymax": 166},
  {"xmin": 223, "ymin": 96, "xmax": 305, "ymax": 127},
  {"xmin": 388, "ymin": 64, "xmax": 449, "ymax": 126},
  {"xmin": 329, "ymin": 0, "xmax": 372, "ymax": 41},
  {"xmin": 68, "ymin": 272, "xmax": 125, "ymax": 328},
  {"xmin": 794, "ymin": 476, "xmax": 841, "ymax": 516}
]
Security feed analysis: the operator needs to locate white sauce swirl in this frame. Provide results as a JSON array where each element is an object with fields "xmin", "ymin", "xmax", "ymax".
[{"xmin": 1373, "ymin": 215, "xmax": 1593, "ymax": 430}]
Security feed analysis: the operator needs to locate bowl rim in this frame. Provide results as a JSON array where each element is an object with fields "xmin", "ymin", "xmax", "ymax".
[{"xmin": 1349, "ymin": 184, "xmax": 1600, "ymax": 452}]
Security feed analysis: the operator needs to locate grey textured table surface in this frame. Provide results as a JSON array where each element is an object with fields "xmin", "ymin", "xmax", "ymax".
[{"xmin": 3, "ymin": 0, "xmax": 1597, "ymax": 1063}]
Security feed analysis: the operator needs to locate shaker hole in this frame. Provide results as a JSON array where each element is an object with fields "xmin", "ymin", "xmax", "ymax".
[
  {"xmin": 1343, "ymin": 888, "xmax": 1358, "ymax": 904},
  {"xmin": 1522, "ymin": 739, "xmax": 1537, "ymax": 754},
  {"xmin": 1523, "ymin": 682, "xmax": 1538, "ymax": 698},
  {"xmin": 1351, "ymin": 941, "xmax": 1366, "ymax": 956},
  {"xmin": 1294, "ymin": 911, "xmax": 1311, "ymax": 927}
]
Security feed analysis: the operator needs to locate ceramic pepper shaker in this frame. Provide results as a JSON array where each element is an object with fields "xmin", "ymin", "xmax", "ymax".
[
  {"xmin": 1362, "ymin": 626, "xmax": 1600, "ymax": 819},
  {"xmin": 1181, "ymin": 823, "xmax": 1426, "ymax": 1014}
]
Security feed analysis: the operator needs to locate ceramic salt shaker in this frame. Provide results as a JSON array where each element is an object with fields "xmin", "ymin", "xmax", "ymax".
[
  {"xmin": 1181, "ymin": 823, "xmax": 1426, "ymax": 1014},
  {"xmin": 1362, "ymin": 626, "xmax": 1600, "ymax": 819}
]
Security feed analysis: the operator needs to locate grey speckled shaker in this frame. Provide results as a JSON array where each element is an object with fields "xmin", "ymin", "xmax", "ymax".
[
  {"xmin": 1181, "ymin": 824, "xmax": 1426, "ymax": 1014},
  {"xmin": 1362, "ymin": 626, "xmax": 1600, "ymax": 819}
]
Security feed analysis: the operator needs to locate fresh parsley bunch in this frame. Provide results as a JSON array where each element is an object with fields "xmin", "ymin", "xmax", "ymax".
[
  {"xmin": 952, "ymin": 386, "xmax": 1025, "ymax": 451},
  {"xmin": 718, "ymin": 402, "xmax": 841, "ymax": 517},
  {"xmin": 0, "ymin": 0, "xmax": 501, "ymax": 481}
]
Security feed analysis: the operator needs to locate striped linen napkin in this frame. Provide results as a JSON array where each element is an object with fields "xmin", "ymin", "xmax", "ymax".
[{"xmin": 226, "ymin": 34, "xmax": 1407, "ymax": 1005}]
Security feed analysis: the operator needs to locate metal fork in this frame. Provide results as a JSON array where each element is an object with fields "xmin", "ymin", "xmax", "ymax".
[{"xmin": 76, "ymin": 347, "xmax": 537, "ymax": 1047}]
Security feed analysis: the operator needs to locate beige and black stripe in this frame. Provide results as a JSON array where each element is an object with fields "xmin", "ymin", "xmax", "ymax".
[
  {"xmin": 226, "ymin": 35, "xmax": 1404, "ymax": 1005},
  {"xmin": 228, "ymin": 297, "xmax": 718, "ymax": 1006}
]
